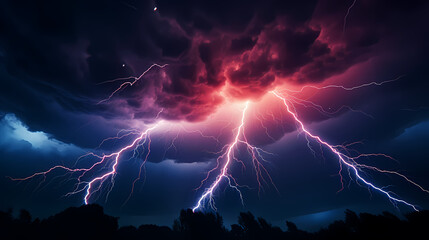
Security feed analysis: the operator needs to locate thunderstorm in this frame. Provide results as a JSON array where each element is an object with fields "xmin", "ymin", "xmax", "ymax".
[{"xmin": 1, "ymin": 1, "xmax": 429, "ymax": 237}]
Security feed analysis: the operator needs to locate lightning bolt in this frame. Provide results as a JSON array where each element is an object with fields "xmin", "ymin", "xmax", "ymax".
[
  {"xmin": 271, "ymin": 90, "xmax": 421, "ymax": 211},
  {"xmin": 97, "ymin": 63, "xmax": 168, "ymax": 104},
  {"xmin": 192, "ymin": 102, "xmax": 249, "ymax": 211},
  {"xmin": 343, "ymin": 0, "xmax": 357, "ymax": 35},
  {"xmin": 283, "ymin": 75, "xmax": 404, "ymax": 93},
  {"xmin": 192, "ymin": 101, "xmax": 277, "ymax": 212},
  {"xmin": 84, "ymin": 122, "xmax": 160, "ymax": 204},
  {"xmin": 10, "ymin": 122, "xmax": 161, "ymax": 205}
]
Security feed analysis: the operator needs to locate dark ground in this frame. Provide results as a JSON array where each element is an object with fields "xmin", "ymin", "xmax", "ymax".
[{"xmin": 0, "ymin": 204, "xmax": 427, "ymax": 240}]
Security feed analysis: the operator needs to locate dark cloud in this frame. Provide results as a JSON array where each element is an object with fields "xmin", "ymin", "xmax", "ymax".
[
  {"xmin": 0, "ymin": 0, "xmax": 427, "ymax": 152},
  {"xmin": 0, "ymin": 0, "xmax": 427, "ymax": 150}
]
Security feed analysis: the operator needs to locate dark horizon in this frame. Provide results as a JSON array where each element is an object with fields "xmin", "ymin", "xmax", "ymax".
[
  {"xmin": 1, "ymin": 204, "xmax": 428, "ymax": 239},
  {"xmin": 6, "ymin": 204, "xmax": 413, "ymax": 232}
]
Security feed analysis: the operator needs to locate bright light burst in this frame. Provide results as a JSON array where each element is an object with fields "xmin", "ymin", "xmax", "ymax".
[{"xmin": 11, "ymin": 72, "xmax": 428, "ymax": 213}]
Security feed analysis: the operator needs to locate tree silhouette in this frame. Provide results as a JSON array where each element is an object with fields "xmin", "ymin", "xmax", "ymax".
[
  {"xmin": 285, "ymin": 219, "xmax": 312, "ymax": 240},
  {"xmin": 41, "ymin": 204, "xmax": 118, "ymax": 240},
  {"xmin": 173, "ymin": 209, "xmax": 226, "ymax": 240},
  {"xmin": 0, "ymin": 204, "xmax": 428, "ymax": 240}
]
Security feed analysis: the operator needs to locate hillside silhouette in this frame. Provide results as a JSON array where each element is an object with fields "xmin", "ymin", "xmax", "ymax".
[{"xmin": 0, "ymin": 204, "xmax": 427, "ymax": 240}]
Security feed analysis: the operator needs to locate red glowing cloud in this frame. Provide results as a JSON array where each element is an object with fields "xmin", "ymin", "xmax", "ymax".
[
  {"xmin": 1, "ymin": 0, "xmax": 426, "ymax": 149},
  {"xmin": 108, "ymin": 11, "xmax": 381, "ymax": 123}
]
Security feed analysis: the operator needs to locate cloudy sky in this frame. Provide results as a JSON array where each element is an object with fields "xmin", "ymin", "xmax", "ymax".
[{"xmin": 1, "ymin": 0, "xmax": 428, "ymax": 229}]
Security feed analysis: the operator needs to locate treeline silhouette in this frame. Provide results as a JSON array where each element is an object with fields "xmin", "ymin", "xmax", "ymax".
[{"xmin": 0, "ymin": 204, "xmax": 427, "ymax": 240}]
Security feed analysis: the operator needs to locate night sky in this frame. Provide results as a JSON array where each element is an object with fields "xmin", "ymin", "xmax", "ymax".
[{"xmin": 1, "ymin": 0, "xmax": 429, "ymax": 230}]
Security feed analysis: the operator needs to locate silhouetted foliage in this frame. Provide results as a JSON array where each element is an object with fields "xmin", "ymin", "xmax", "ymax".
[
  {"xmin": 285, "ymin": 220, "xmax": 312, "ymax": 240},
  {"xmin": 18, "ymin": 209, "xmax": 31, "ymax": 224},
  {"xmin": 286, "ymin": 220, "xmax": 298, "ymax": 232},
  {"xmin": 41, "ymin": 204, "xmax": 118, "ymax": 240},
  {"xmin": 0, "ymin": 205, "xmax": 428, "ymax": 240},
  {"xmin": 173, "ymin": 209, "xmax": 226, "ymax": 240}
]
